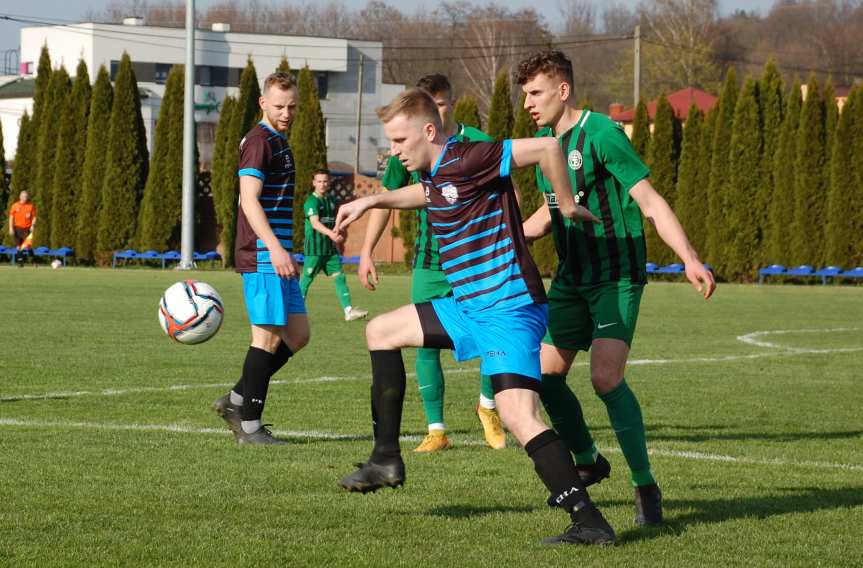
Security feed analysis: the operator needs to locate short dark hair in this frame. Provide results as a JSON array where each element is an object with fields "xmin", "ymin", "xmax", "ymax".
[
  {"xmin": 313, "ymin": 168, "xmax": 330, "ymax": 177},
  {"xmin": 514, "ymin": 50, "xmax": 574, "ymax": 87},
  {"xmin": 416, "ymin": 74, "xmax": 451, "ymax": 97},
  {"xmin": 263, "ymin": 71, "xmax": 298, "ymax": 93}
]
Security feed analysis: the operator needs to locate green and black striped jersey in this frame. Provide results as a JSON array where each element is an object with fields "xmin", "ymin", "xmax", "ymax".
[
  {"xmin": 303, "ymin": 192, "xmax": 338, "ymax": 257},
  {"xmin": 381, "ymin": 123, "xmax": 494, "ymax": 270},
  {"xmin": 536, "ymin": 110, "xmax": 650, "ymax": 285}
]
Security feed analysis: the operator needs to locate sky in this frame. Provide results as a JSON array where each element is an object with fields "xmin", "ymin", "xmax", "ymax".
[{"xmin": 0, "ymin": 0, "xmax": 779, "ymax": 68}]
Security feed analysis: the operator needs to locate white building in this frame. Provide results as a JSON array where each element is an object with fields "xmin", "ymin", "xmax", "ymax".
[{"xmin": 7, "ymin": 19, "xmax": 402, "ymax": 173}]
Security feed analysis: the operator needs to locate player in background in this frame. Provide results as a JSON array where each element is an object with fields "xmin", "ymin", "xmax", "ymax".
[
  {"xmin": 211, "ymin": 72, "xmax": 310, "ymax": 444},
  {"xmin": 336, "ymin": 88, "xmax": 616, "ymax": 546},
  {"xmin": 358, "ymin": 74, "xmax": 506, "ymax": 452},
  {"xmin": 300, "ymin": 168, "xmax": 368, "ymax": 321},
  {"xmin": 516, "ymin": 50, "xmax": 715, "ymax": 525}
]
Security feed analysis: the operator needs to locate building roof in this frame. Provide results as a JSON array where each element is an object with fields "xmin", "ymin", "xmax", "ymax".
[
  {"xmin": 0, "ymin": 77, "xmax": 36, "ymax": 100},
  {"xmin": 611, "ymin": 87, "xmax": 718, "ymax": 123}
]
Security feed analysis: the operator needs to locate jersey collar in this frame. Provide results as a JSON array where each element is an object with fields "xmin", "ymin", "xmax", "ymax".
[
  {"xmin": 430, "ymin": 135, "xmax": 458, "ymax": 177},
  {"xmin": 258, "ymin": 120, "xmax": 287, "ymax": 140}
]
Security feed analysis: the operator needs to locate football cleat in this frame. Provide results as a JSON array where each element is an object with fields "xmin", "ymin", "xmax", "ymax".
[
  {"xmin": 236, "ymin": 424, "xmax": 287, "ymax": 445},
  {"xmin": 345, "ymin": 307, "xmax": 369, "ymax": 321},
  {"xmin": 541, "ymin": 504, "xmax": 616, "ymax": 546},
  {"xmin": 211, "ymin": 393, "xmax": 242, "ymax": 435},
  {"xmin": 476, "ymin": 405, "xmax": 506, "ymax": 449},
  {"xmin": 634, "ymin": 483, "xmax": 663, "ymax": 526},
  {"xmin": 413, "ymin": 430, "xmax": 452, "ymax": 452},
  {"xmin": 340, "ymin": 458, "xmax": 406, "ymax": 493},
  {"xmin": 546, "ymin": 453, "xmax": 612, "ymax": 507}
]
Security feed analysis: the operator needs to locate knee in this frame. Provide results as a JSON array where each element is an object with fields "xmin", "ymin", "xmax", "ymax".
[
  {"xmin": 283, "ymin": 326, "xmax": 310, "ymax": 353},
  {"xmin": 365, "ymin": 316, "xmax": 389, "ymax": 350},
  {"xmin": 591, "ymin": 368, "xmax": 622, "ymax": 395}
]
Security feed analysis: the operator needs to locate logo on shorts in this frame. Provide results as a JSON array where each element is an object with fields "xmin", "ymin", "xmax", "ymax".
[
  {"xmin": 440, "ymin": 183, "xmax": 459, "ymax": 205},
  {"xmin": 487, "ymin": 350, "xmax": 506, "ymax": 357},
  {"xmin": 597, "ymin": 322, "xmax": 618, "ymax": 330},
  {"xmin": 568, "ymin": 149, "xmax": 583, "ymax": 170}
]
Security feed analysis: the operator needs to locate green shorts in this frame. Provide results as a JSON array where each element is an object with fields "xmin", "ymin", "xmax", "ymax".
[
  {"xmin": 303, "ymin": 255, "xmax": 343, "ymax": 278},
  {"xmin": 411, "ymin": 267, "xmax": 452, "ymax": 303},
  {"xmin": 543, "ymin": 279, "xmax": 644, "ymax": 352}
]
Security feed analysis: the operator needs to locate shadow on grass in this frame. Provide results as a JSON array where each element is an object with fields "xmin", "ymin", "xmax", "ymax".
[
  {"xmin": 427, "ymin": 504, "xmax": 536, "ymax": 519},
  {"xmin": 615, "ymin": 486, "xmax": 863, "ymax": 544},
  {"xmin": 584, "ymin": 423, "xmax": 863, "ymax": 443}
]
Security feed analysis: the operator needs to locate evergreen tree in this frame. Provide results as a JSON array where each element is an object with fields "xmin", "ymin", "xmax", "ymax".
[
  {"xmin": 211, "ymin": 96, "xmax": 238, "ymax": 266},
  {"xmin": 647, "ymin": 93, "xmax": 682, "ymax": 265},
  {"xmin": 705, "ymin": 67, "xmax": 738, "ymax": 270},
  {"xmin": 821, "ymin": 78, "xmax": 839, "ymax": 265},
  {"xmin": 96, "ymin": 52, "xmax": 149, "ymax": 259},
  {"xmin": 49, "ymin": 59, "xmax": 91, "ymax": 249},
  {"xmin": 696, "ymin": 105, "xmax": 718, "ymax": 260},
  {"xmin": 137, "ymin": 64, "xmax": 186, "ymax": 251},
  {"xmin": 758, "ymin": 59, "xmax": 784, "ymax": 265},
  {"xmin": 76, "ymin": 65, "xmax": 114, "ymax": 263},
  {"xmin": 853, "ymin": 87, "xmax": 863, "ymax": 266},
  {"xmin": 6, "ymin": 113, "xmax": 32, "ymax": 245},
  {"xmin": 824, "ymin": 85, "xmax": 858, "ymax": 267},
  {"xmin": 790, "ymin": 74, "xmax": 826, "ymax": 266},
  {"xmin": 290, "ymin": 65, "xmax": 327, "ymax": 252},
  {"xmin": 0, "ymin": 120, "xmax": 7, "ymax": 211},
  {"xmin": 765, "ymin": 77, "xmax": 802, "ymax": 266},
  {"xmin": 453, "ymin": 96, "xmax": 482, "ymax": 130},
  {"xmin": 33, "ymin": 66, "xmax": 71, "ymax": 247},
  {"xmin": 277, "ymin": 56, "xmax": 292, "ymax": 74},
  {"xmin": 487, "ymin": 68, "xmax": 514, "ymax": 141},
  {"xmin": 631, "ymin": 98, "xmax": 650, "ymax": 160},
  {"xmin": 675, "ymin": 105, "xmax": 705, "ymax": 255},
  {"xmin": 724, "ymin": 76, "xmax": 763, "ymax": 281}
]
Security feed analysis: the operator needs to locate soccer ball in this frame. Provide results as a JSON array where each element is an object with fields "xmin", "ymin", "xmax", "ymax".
[
  {"xmin": 158, "ymin": 280, "xmax": 224, "ymax": 344},
  {"xmin": 50, "ymin": 259, "xmax": 62, "ymax": 269}
]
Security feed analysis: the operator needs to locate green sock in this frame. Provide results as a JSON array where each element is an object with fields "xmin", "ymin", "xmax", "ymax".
[
  {"xmin": 598, "ymin": 378, "xmax": 655, "ymax": 486},
  {"xmin": 299, "ymin": 271, "xmax": 312, "ymax": 299},
  {"xmin": 539, "ymin": 374, "xmax": 597, "ymax": 465},
  {"xmin": 479, "ymin": 374, "xmax": 494, "ymax": 401},
  {"xmin": 415, "ymin": 348, "xmax": 445, "ymax": 428},
  {"xmin": 334, "ymin": 272, "xmax": 351, "ymax": 309}
]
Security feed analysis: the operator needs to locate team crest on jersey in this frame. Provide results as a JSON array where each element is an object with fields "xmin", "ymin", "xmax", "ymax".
[
  {"xmin": 568, "ymin": 149, "xmax": 583, "ymax": 170},
  {"xmin": 440, "ymin": 183, "xmax": 459, "ymax": 205},
  {"xmin": 284, "ymin": 151, "xmax": 294, "ymax": 170}
]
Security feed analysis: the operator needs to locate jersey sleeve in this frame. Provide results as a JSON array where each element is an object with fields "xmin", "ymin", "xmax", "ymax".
[
  {"xmin": 237, "ymin": 135, "xmax": 270, "ymax": 180},
  {"xmin": 304, "ymin": 195, "xmax": 318, "ymax": 219},
  {"xmin": 594, "ymin": 125, "xmax": 650, "ymax": 191},
  {"xmin": 454, "ymin": 141, "xmax": 513, "ymax": 187},
  {"xmin": 460, "ymin": 125, "xmax": 495, "ymax": 143},
  {"xmin": 381, "ymin": 155, "xmax": 410, "ymax": 191}
]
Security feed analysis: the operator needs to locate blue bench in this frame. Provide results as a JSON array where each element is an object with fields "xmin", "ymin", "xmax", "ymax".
[{"xmin": 840, "ymin": 267, "xmax": 863, "ymax": 280}]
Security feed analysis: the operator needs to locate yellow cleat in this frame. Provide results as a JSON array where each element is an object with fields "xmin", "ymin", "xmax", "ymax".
[
  {"xmin": 477, "ymin": 405, "xmax": 506, "ymax": 449},
  {"xmin": 413, "ymin": 430, "xmax": 452, "ymax": 452}
]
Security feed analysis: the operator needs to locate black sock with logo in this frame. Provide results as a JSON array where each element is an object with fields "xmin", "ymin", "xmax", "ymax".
[
  {"xmin": 525, "ymin": 429, "xmax": 592, "ymax": 517},
  {"xmin": 369, "ymin": 349, "xmax": 406, "ymax": 463},
  {"xmin": 240, "ymin": 347, "xmax": 276, "ymax": 421}
]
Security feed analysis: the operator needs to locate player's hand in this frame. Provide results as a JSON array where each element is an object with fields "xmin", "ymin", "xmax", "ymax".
[
  {"xmin": 358, "ymin": 251, "xmax": 379, "ymax": 291},
  {"xmin": 329, "ymin": 230, "xmax": 344, "ymax": 244},
  {"xmin": 334, "ymin": 198, "xmax": 370, "ymax": 233},
  {"xmin": 685, "ymin": 261, "xmax": 716, "ymax": 299},
  {"xmin": 566, "ymin": 204, "xmax": 601, "ymax": 224},
  {"xmin": 270, "ymin": 246, "xmax": 297, "ymax": 279}
]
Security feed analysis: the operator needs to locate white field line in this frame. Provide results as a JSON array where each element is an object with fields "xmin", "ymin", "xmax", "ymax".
[{"xmin": 1, "ymin": 417, "xmax": 861, "ymax": 472}]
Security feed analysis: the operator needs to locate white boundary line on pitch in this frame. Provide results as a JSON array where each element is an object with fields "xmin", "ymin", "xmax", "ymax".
[
  {"xmin": 3, "ymin": 328, "xmax": 861, "ymax": 403},
  {"xmin": 1, "ymin": 417, "xmax": 861, "ymax": 472}
]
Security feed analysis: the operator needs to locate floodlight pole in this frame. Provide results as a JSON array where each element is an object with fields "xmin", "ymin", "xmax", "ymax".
[
  {"xmin": 633, "ymin": 25, "xmax": 641, "ymax": 107},
  {"xmin": 179, "ymin": 0, "xmax": 196, "ymax": 269},
  {"xmin": 354, "ymin": 54, "xmax": 364, "ymax": 180}
]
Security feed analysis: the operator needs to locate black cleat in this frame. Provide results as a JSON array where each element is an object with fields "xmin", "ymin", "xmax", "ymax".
[
  {"xmin": 339, "ymin": 458, "xmax": 405, "ymax": 493},
  {"xmin": 546, "ymin": 453, "xmax": 611, "ymax": 508},
  {"xmin": 236, "ymin": 424, "xmax": 287, "ymax": 445},
  {"xmin": 211, "ymin": 393, "xmax": 242, "ymax": 435},
  {"xmin": 634, "ymin": 483, "xmax": 663, "ymax": 526},
  {"xmin": 541, "ymin": 504, "xmax": 616, "ymax": 546}
]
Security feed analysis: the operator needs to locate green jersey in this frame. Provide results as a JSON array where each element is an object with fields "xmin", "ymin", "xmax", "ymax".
[
  {"xmin": 303, "ymin": 192, "xmax": 338, "ymax": 257},
  {"xmin": 381, "ymin": 123, "xmax": 494, "ymax": 270},
  {"xmin": 536, "ymin": 110, "xmax": 650, "ymax": 285}
]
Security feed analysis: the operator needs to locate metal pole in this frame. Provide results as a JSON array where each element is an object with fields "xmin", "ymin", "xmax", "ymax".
[
  {"xmin": 179, "ymin": 0, "xmax": 196, "ymax": 269},
  {"xmin": 354, "ymin": 54, "xmax": 364, "ymax": 179},
  {"xmin": 633, "ymin": 25, "xmax": 641, "ymax": 107}
]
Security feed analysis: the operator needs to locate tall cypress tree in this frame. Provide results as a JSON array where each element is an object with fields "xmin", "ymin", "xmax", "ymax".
[
  {"xmin": 695, "ymin": 104, "xmax": 717, "ymax": 260},
  {"xmin": 138, "ymin": 65, "xmax": 187, "ymax": 251},
  {"xmin": 647, "ymin": 93, "xmax": 682, "ymax": 265},
  {"xmin": 76, "ymin": 66, "xmax": 114, "ymax": 263},
  {"xmin": 675, "ymin": 105, "xmax": 705, "ymax": 255},
  {"xmin": 821, "ymin": 78, "xmax": 839, "ymax": 265},
  {"xmin": 96, "ymin": 52, "xmax": 149, "ymax": 259},
  {"xmin": 6, "ymin": 113, "xmax": 32, "ymax": 245},
  {"xmin": 724, "ymin": 76, "xmax": 763, "ymax": 281},
  {"xmin": 853, "ymin": 87, "xmax": 863, "ymax": 266},
  {"xmin": 631, "ymin": 98, "xmax": 650, "ymax": 160},
  {"xmin": 453, "ymin": 96, "xmax": 482, "ymax": 130},
  {"xmin": 33, "ymin": 66, "xmax": 72, "ymax": 247},
  {"xmin": 705, "ymin": 67, "xmax": 739, "ymax": 269},
  {"xmin": 0, "ymin": 120, "xmax": 7, "ymax": 211},
  {"xmin": 512, "ymin": 94, "xmax": 539, "ymax": 218},
  {"xmin": 824, "ymin": 85, "xmax": 858, "ymax": 267},
  {"xmin": 790, "ymin": 74, "xmax": 826, "ymax": 266},
  {"xmin": 487, "ymin": 68, "xmax": 513, "ymax": 141},
  {"xmin": 290, "ymin": 65, "xmax": 327, "ymax": 253},
  {"xmin": 49, "ymin": 60, "xmax": 91, "ymax": 249},
  {"xmin": 211, "ymin": 95, "xmax": 238, "ymax": 266},
  {"xmin": 277, "ymin": 56, "xmax": 292, "ymax": 74},
  {"xmin": 758, "ymin": 59, "xmax": 784, "ymax": 266}
]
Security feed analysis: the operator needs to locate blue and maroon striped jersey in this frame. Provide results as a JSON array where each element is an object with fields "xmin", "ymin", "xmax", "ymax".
[
  {"xmin": 235, "ymin": 122, "xmax": 295, "ymax": 274},
  {"xmin": 419, "ymin": 139, "xmax": 546, "ymax": 312}
]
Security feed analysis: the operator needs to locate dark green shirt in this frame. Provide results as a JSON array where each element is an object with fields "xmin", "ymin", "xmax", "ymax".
[
  {"xmin": 381, "ymin": 123, "xmax": 494, "ymax": 270},
  {"xmin": 303, "ymin": 193, "xmax": 338, "ymax": 257},
  {"xmin": 536, "ymin": 110, "xmax": 650, "ymax": 285}
]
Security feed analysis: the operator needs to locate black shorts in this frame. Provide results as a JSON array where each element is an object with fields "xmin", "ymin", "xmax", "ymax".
[{"xmin": 12, "ymin": 227, "xmax": 29, "ymax": 247}]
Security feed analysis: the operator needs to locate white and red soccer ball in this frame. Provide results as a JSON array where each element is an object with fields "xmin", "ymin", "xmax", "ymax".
[{"xmin": 158, "ymin": 280, "xmax": 224, "ymax": 344}]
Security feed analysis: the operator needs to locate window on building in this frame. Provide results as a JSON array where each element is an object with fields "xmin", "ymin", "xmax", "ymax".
[
  {"xmin": 210, "ymin": 66, "xmax": 228, "ymax": 87},
  {"xmin": 197, "ymin": 65, "xmax": 212, "ymax": 87},
  {"xmin": 154, "ymin": 63, "xmax": 172, "ymax": 85},
  {"xmin": 132, "ymin": 62, "xmax": 156, "ymax": 83},
  {"xmin": 316, "ymin": 72, "xmax": 328, "ymax": 99}
]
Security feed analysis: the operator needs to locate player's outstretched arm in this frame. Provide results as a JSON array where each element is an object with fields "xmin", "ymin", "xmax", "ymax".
[
  {"xmin": 523, "ymin": 203, "xmax": 552, "ymax": 243},
  {"xmin": 335, "ymin": 183, "xmax": 425, "ymax": 233},
  {"xmin": 358, "ymin": 208, "xmax": 391, "ymax": 291},
  {"xmin": 240, "ymin": 176, "xmax": 299, "ymax": 279},
  {"xmin": 509, "ymin": 138, "xmax": 599, "ymax": 225},
  {"xmin": 630, "ymin": 179, "xmax": 715, "ymax": 299}
]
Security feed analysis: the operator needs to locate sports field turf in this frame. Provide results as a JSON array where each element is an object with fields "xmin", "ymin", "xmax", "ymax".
[{"xmin": 1, "ymin": 266, "xmax": 861, "ymax": 566}]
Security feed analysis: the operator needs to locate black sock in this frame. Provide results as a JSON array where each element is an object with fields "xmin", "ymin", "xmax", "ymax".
[
  {"xmin": 232, "ymin": 342, "xmax": 294, "ymax": 396},
  {"xmin": 369, "ymin": 349, "xmax": 406, "ymax": 463},
  {"xmin": 525, "ymin": 429, "xmax": 592, "ymax": 516},
  {"xmin": 240, "ymin": 346, "xmax": 276, "ymax": 421}
]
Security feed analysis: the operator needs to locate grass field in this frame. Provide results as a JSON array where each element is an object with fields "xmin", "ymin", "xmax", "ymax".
[{"xmin": 1, "ymin": 266, "xmax": 862, "ymax": 567}]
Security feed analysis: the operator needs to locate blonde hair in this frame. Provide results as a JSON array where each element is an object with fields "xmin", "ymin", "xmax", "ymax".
[
  {"xmin": 263, "ymin": 71, "xmax": 297, "ymax": 93},
  {"xmin": 376, "ymin": 87, "xmax": 442, "ymax": 129}
]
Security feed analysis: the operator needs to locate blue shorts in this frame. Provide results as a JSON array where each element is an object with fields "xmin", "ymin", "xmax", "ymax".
[
  {"xmin": 242, "ymin": 273, "xmax": 306, "ymax": 326},
  {"xmin": 429, "ymin": 297, "xmax": 548, "ymax": 380}
]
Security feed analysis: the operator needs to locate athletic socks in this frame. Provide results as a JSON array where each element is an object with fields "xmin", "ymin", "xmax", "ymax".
[
  {"xmin": 525, "ymin": 429, "xmax": 592, "ymax": 515},
  {"xmin": 240, "ymin": 346, "xmax": 276, "ymax": 422},
  {"xmin": 230, "ymin": 342, "xmax": 294, "ymax": 401},
  {"xmin": 478, "ymin": 393, "xmax": 496, "ymax": 410},
  {"xmin": 415, "ymin": 347, "xmax": 445, "ymax": 429},
  {"xmin": 598, "ymin": 378, "xmax": 655, "ymax": 486},
  {"xmin": 229, "ymin": 390, "xmax": 243, "ymax": 406},
  {"xmin": 369, "ymin": 349, "xmax": 407, "ymax": 463},
  {"xmin": 479, "ymin": 375, "xmax": 496, "ymax": 409},
  {"xmin": 334, "ymin": 272, "xmax": 352, "ymax": 309},
  {"xmin": 539, "ymin": 374, "xmax": 597, "ymax": 465}
]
